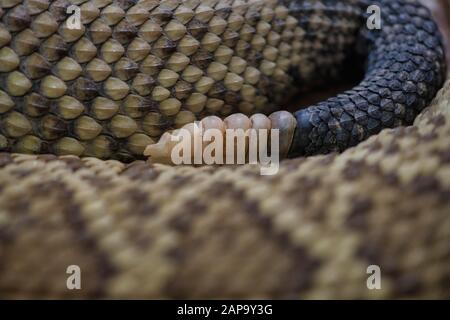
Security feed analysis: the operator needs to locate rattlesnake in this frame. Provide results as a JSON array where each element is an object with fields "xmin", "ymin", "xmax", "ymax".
[{"xmin": 0, "ymin": 0, "xmax": 449, "ymax": 298}]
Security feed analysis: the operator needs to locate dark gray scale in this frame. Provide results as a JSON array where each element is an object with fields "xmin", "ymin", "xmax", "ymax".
[{"xmin": 289, "ymin": 0, "xmax": 446, "ymax": 157}]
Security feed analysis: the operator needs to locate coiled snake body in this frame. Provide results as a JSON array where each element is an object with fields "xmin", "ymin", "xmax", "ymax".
[{"xmin": 0, "ymin": 0, "xmax": 449, "ymax": 298}]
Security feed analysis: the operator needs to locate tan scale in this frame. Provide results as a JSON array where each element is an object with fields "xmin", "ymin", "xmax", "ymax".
[
  {"xmin": 0, "ymin": 46, "xmax": 19, "ymax": 72},
  {"xmin": 159, "ymin": 97, "xmax": 181, "ymax": 116},
  {"xmin": 40, "ymin": 75, "xmax": 67, "ymax": 98},
  {"xmin": 13, "ymin": 134, "xmax": 42, "ymax": 154},
  {"xmin": 31, "ymin": 11, "xmax": 58, "ymax": 38},
  {"xmin": 131, "ymin": 73, "xmax": 155, "ymax": 96},
  {"xmin": 39, "ymin": 114, "xmax": 66, "ymax": 140},
  {"xmin": 6, "ymin": 71, "xmax": 32, "ymax": 96},
  {"xmin": 2, "ymin": 1, "xmax": 25, "ymax": 9},
  {"xmin": 40, "ymin": 34, "xmax": 67, "ymax": 61},
  {"xmin": 57, "ymin": 96, "xmax": 85, "ymax": 120},
  {"xmin": 0, "ymin": 23, "xmax": 12, "ymax": 47},
  {"xmin": 109, "ymin": 115, "xmax": 138, "ymax": 138},
  {"xmin": 140, "ymin": 54, "xmax": 163, "ymax": 75},
  {"xmin": 89, "ymin": 19, "xmax": 112, "ymax": 44},
  {"xmin": 0, "ymin": 90, "xmax": 14, "ymax": 113},
  {"xmin": 126, "ymin": 4, "xmax": 150, "ymax": 27},
  {"xmin": 194, "ymin": 76, "xmax": 214, "ymax": 93},
  {"xmin": 74, "ymin": 115, "xmax": 102, "ymax": 141},
  {"xmin": 58, "ymin": 21, "xmax": 85, "ymax": 43},
  {"xmin": 214, "ymin": 45, "xmax": 233, "ymax": 64},
  {"xmin": 72, "ymin": 37, "xmax": 97, "ymax": 63},
  {"xmin": 114, "ymin": 58, "xmax": 138, "ymax": 81},
  {"xmin": 127, "ymin": 37, "xmax": 151, "ymax": 62},
  {"xmin": 123, "ymin": 94, "xmax": 151, "ymax": 118},
  {"xmin": 127, "ymin": 133, "xmax": 154, "ymax": 155},
  {"xmin": 86, "ymin": 58, "xmax": 112, "ymax": 82},
  {"xmin": 23, "ymin": 93, "xmax": 48, "ymax": 117},
  {"xmin": 104, "ymin": 77, "xmax": 129, "ymax": 100},
  {"xmin": 79, "ymin": 1, "xmax": 100, "ymax": 24},
  {"xmin": 151, "ymin": 85, "xmax": 171, "ymax": 101},
  {"xmin": 55, "ymin": 57, "xmax": 82, "ymax": 81},
  {"xmin": 101, "ymin": 39, "xmax": 124, "ymax": 63},
  {"xmin": 185, "ymin": 92, "xmax": 207, "ymax": 113},
  {"xmin": 53, "ymin": 136, "xmax": 85, "ymax": 156},
  {"xmin": 157, "ymin": 68, "xmax": 179, "ymax": 87},
  {"xmin": 201, "ymin": 32, "xmax": 221, "ymax": 52},
  {"xmin": 166, "ymin": 52, "xmax": 190, "ymax": 72},
  {"xmin": 2, "ymin": 111, "xmax": 32, "ymax": 137},
  {"xmin": 91, "ymin": 96, "xmax": 119, "ymax": 120},
  {"xmin": 22, "ymin": 53, "xmax": 50, "ymax": 79},
  {"xmin": 101, "ymin": 4, "xmax": 125, "ymax": 26}
]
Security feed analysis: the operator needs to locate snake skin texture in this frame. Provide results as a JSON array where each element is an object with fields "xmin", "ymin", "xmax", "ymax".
[
  {"xmin": 291, "ymin": 0, "xmax": 447, "ymax": 156},
  {"xmin": 0, "ymin": 80, "xmax": 449, "ymax": 299},
  {"xmin": 0, "ymin": 0, "xmax": 445, "ymax": 160},
  {"xmin": 0, "ymin": 0, "xmax": 449, "ymax": 299}
]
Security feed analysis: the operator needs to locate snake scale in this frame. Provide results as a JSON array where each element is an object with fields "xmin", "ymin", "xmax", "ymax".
[{"xmin": 0, "ymin": 0, "xmax": 449, "ymax": 298}]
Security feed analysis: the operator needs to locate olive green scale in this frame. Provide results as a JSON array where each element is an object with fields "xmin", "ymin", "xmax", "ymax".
[{"xmin": 0, "ymin": 0, "xmax": 358, "ymax": 161}]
